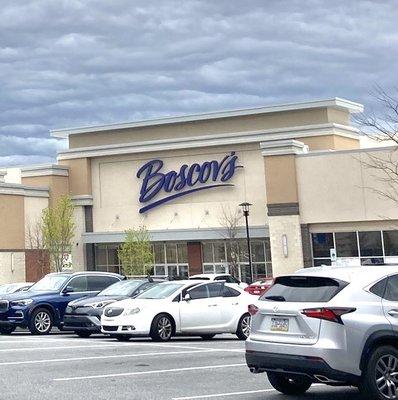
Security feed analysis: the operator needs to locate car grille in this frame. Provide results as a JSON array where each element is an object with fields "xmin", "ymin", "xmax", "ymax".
[
  {"xmin": 104, "ymin": 307, "xmax": 123, "ymax": 317},
  {"xmin": 102, "ymin": 325, "xmax": 118, "ymax": 332},
  {"xmin": 0, "ymin": 300, "xmax": 9, "ymax": 313}
]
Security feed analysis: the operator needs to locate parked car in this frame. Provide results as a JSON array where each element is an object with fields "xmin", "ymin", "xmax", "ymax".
[
  {"xmin": 0, "ymin": 271, "xmax": 123, "ymax": 335},
  {"xmin": 0, "ymin": 282, "xmax": 34, "ymax": 296},
  {"xmin": 101, "ymin": 280, "xmax": 252, "ymax": 341},
  {"xmin": 244, "ymin": 278, "xmax": 274, "ymax": 296},
  {"xmin": 246, "ymin": 265, "xmax": 398, "ymax": 400},
  {"xmin": 63, "ymin": 278, "xmax": 163, "ymax": 337},
  {"xmin": 189, "ymin": 273, "xmax": 248, "ymax": 289}
]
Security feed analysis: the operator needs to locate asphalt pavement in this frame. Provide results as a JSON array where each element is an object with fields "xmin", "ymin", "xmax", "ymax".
[{"xmin": 0, "ymin": 332, "xmax": 363, "ymax": 400}]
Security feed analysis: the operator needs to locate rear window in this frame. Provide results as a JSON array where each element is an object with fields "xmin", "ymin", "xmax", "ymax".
[{"xmin": 259, "ymin": 275, "xmax": 348, "ymax": 302}]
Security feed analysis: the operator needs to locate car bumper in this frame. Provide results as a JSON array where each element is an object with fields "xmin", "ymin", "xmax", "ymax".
[
  {"xmin": 101, "ymin": 315, "xmax": 151, "ymax": 336},
  {"xmin": 62, "ymin": 315, "xmax": 101, "ymax": 332},
  {"xmin": 245, "ymin": 350, "xmax": 360, "ymax": 385}
]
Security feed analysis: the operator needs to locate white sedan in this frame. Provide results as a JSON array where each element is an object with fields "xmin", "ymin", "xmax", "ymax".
[
  {"xmin": 189, "ymin": 273, "xmax": 248, "ymax": 289},
  {"xmin": 101, "ymin": 280, "xmax": 252, "ymax": 342}
]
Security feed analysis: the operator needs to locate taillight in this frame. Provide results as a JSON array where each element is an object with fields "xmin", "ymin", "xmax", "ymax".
[
  {"xmin": 301, "ymin": 307, "xmax": 356, "ymax": 324},
  {"xmin": 248, "ymin": 304, "xmax": 259, "ymax": 316}
]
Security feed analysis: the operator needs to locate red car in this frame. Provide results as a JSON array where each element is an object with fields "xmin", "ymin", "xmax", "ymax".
[{"xmin": 244, "ymin": 278, "xmax": 274, "ymax": 296}]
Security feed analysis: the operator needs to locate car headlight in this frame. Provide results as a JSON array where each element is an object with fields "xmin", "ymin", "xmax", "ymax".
[
  {"xmin": 124, "ymin": 307, "xmax": 140, "ymax": 315},
  {"xmin": 87, "ymin": 300, "xmax": 116, "ymax": 309},
  {"xmin": 11, "ymin": 299, "xmax": 33, "ymax": 306}
]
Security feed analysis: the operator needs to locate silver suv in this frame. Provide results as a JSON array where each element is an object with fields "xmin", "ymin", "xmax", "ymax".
[{"xmin": 246, "ymin": 265, "xmax": 398, "ymax": 400}]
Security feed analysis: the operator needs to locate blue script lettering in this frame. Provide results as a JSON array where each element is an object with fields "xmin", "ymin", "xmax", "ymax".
[{"xmin": 136, "ymin": 152, "xmax": 242, "ymax": 213}]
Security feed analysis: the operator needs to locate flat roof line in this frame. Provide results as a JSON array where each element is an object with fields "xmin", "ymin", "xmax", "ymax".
[{"xmin": 50, "ymin": 97, "xmax": 363, "ymax": 138}]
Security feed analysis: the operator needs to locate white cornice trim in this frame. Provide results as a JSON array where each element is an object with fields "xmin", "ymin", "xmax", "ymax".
[
  {"xmin": 260, "ymin": 139, "xmax": 308, "ymax": 156},
  {"xmin": 57, "ymin": 123, "xmax": 359, "ymax": 160},
  {"xmin": 71, "ymin": 195, "xmax": 93, "ymax": 206},
  {"xmin": 21, "ymin": 164, "xmax": 69, "ymax": 178},
  {"xmin": 50, "ymin": 98, "xmax": 363, "ymax": 138},
  {"xmin": 0, "ymin": 183, "xmax": 49, "ymax": 198}
]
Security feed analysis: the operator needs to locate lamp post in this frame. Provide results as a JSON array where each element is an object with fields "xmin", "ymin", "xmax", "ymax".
[{"xmin": 239, "ymin": 202, "xmax": 253, "ymax": 283}]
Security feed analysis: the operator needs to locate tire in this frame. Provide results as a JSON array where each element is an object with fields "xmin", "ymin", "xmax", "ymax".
[
  {"xmin": 236, "ymin": 313, "xmax": 251, "ymax": 340},
  {"xmin": 267, "ymin": 372, "xmax": 312, "ymax": 395},
  {"xmin": 150, "ymin": 314, "xmax": 173, "ymax": 342},
  {"xmin": 75, "ymin": 331, "xmax": 92, "ymax": 338},
  {"xmin": 28, "ymin": 308, "xmax": 53, "ymax": 335},
  {"xmin": 200, "ymin": 334, "xmax": 216, "ymax": 340},
  {"xmin": 0, "ymin": 326, "xmax": 15, "ymax": 335},
  {"xmin": 115, "ymin": 335, "xmax": 132, "ymax": 342},
  {"xmin": 359, "ymin": 345, "xmax": 398, "ymax": 400}
]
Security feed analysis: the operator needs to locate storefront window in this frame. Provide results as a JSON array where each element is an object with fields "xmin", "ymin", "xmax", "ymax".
[
  {"xmin": 358, "ymin": 231, "xmax": 382, "ymax": 257},
  {"xmin": 94, "ymin": 243, "xmax": 121, "ymax": 274},
  {"xmin": 383, "ymin": 231, "xmax": 398, "ymax": 256},
  {"xmin": 335, "ymin": 232, "xmax": 358, "ymax": 257},
  {"xmin": 312, "ymin": 233, "xmax": 334, "ymax": 258},
  {"xmin": 152, "ymin": 242, "xmax": 188, "ymax": 278}
]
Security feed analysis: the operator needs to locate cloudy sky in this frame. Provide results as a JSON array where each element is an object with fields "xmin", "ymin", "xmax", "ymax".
[{"xmin": 0, "ymin": 0, "xmax": 397, "ymax": 166}]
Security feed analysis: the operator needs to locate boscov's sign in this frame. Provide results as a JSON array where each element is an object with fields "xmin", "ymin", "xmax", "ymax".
[{"xmin": 137, "ymin": 151, "xmax": 242, "ymax": 213}]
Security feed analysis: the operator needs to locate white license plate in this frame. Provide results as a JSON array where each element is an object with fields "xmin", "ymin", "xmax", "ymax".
[{"xmin": 270, "ymin": 317, "xmax": 289, "ymax": 332}]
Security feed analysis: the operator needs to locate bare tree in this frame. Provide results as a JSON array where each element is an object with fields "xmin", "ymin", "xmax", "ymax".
[
  {"xmin": 25, "ymin": 219, "xmax": 49, "ymax": 277},
  {"xmin": 218, "ymin": 205, "xmax": 243, "ymax": 278},
  {"xmin": 355, "ymin": 87, "xmax": 398, "ymax": 205}
]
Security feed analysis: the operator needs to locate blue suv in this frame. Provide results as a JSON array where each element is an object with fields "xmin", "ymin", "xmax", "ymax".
[{"xmin": 0, "ymin": 271, "xmax": 123, "ymax": 335}]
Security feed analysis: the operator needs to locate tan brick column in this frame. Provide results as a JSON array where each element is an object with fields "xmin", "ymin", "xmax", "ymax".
[{"xmin": 261, "ymin": 140, "xmax": 309, "ymax": 276}]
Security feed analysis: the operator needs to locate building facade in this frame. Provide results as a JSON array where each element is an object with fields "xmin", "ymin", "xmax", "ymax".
[{"xmin": 2, "ymin": 97, "xmax": 398, "ymax": 284}]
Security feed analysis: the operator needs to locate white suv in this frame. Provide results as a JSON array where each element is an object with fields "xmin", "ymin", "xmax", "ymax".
[{"xmin": 246, "ymin": 265, "xmax": 398, "ymax": 400}]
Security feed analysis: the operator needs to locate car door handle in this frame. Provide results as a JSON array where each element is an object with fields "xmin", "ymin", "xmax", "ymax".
[
  {"xmin": 232, "ymin": 302, "xmax": 239, "ymax": 305},
  {"xmin": 388, "ymin": 310, "xmax": 398, "ymax": 317},
  {"xmin": 208, "ymin": 304, "xmax": 218, "ymax": 307}
]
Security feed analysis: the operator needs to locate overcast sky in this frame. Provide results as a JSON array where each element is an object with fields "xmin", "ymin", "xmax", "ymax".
[{"xmin": 0, "ymin": 0, "xmax": 397, "ymax": 166}]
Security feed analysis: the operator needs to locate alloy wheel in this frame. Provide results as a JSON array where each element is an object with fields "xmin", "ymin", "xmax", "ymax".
[
  {"xmin": 157, "ymin": 317, "xmax": 172, "ymax": 340},
  {"xmin": 241, "ymin": 315, "xmax": 251, "ymax": 338},
  {"xmin": 34, "ymin": 311, "xmax": 51, "ymax": 333},
  {"xmin": 375, "ymin": 354, "xmax": 398, "ymax": 399}
]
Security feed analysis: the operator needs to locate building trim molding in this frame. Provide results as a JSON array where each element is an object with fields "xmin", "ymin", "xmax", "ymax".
[
  {"xmin": 267, "ymin": 202, "xmax": 300, "ymax": 216},
  {"xmin": 51, "ymin": 98, "xmax": 363, "ymax": 138},
  {"xmin": 260, "ymin": 139, "xmax": 308, "ymax": 156},
  {"xmin": 81, "ymin": 226, "xmax": 270, "ymax": 244},
  {"xmin": 57, "ymin": 123, "xmax": 359, "ymax": 160},
  {"xmin": 21, "ymin": 164, "xmax": 69, "ymax": 178},
  {"xmin": 0, "ymin": 183, "xmax": 49, "ymax": 198},
  {"xmin": 71, "ymin": 195, "xmax": 94, "ymax": 206}
]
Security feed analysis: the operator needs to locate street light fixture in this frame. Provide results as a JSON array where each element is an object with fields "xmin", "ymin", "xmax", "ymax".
[{"xmin": 239, "ymin": 202, "xmax": 253, "ymax": 283}]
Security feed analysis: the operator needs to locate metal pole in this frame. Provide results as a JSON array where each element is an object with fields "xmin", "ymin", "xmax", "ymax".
[{"xmin": 244, "ymin": 211, "xmax": 253, "ymax": 283}]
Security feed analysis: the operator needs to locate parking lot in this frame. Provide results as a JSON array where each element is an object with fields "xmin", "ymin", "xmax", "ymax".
[{"xmin": 0, "ymin": 332, "xmax": 363, "ymax": 400}]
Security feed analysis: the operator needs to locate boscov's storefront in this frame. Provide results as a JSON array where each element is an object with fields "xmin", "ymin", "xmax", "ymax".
[{"xmin": 2, "ymin": 97, "xmax": 398, "ymax": 284}]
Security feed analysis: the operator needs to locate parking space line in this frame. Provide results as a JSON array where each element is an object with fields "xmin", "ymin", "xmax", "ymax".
[
  {"xmin": 0, "ymin": 349, "xmax": 216, "ymax": 366},
  {"xmin": 53, "ymin": 363, "xmax": 246, "ymax": 381},
  {"xmin": 172, "ymin": 388, "xmax": 276, "ymax": 399}
]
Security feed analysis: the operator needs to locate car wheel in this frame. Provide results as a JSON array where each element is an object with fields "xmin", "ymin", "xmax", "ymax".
[
  {"xmin": 236, "ymin": 313, "xmax": 251, "ymax": 340},
  {"xmin": 360, "ymin": 345, "xmax": 398, "ymax": 400},
  {"xmin": 150, "ymin": 314, "xmax": 173, "ymax": 342},
  {"xmin": 0, "ymin": 326, "xmax": 15, "ymax": 335},
  {"xmin": 115, "ymin": 335, "xmax": 132, "ymax": 342},
  {"xmin": 75, "ymin": 331, "xmax": 92, "ymax": 338},
  {"xmin": 200, "ymin": 334, "xmax": 216, "ymax": 340},
  {"xmin": 28, "ymin": 308, "xmax": 53, "ymax": 335},
  {"xmin": 267, "ymin": 372, "xmax": 312, "ymax": 395}
]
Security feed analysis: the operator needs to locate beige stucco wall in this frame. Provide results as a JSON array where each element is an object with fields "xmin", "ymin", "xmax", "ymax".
[
  {"xmin": 69, "ymin": 108, "xmax": 344, "ymax": 149},
  {"xmin": 24, "ymin": 196, "xmax": 49, "ymax": 248},
  {"xmin": 59, "ymin": 158, "xmax": 92, "ymax": 196},
  {"xmin": 0, "ymin": 252, "xmax": 25, "ymax": 284},
  {"xmin": 268, "ymin": 214, "xmax": 304, "ymax": 275},
  {"xmin": 91, "ymin": 143, "xmax": 267, "ymax": 232},
  {"xmin": 0, "ymin": 194, "xmax": 25, "ymax": 249},
  {"xmin": 264, "ymin": 155, "xmax": 298, "ymax": 204},
  {"xmin": 301, "ymin": 135, "xmax": 359, "ymax": 151},
  {"xmin": 22, "ymin": 176, "xmax": 68, "ymax": 206},
  {"xmin": 297, "ymin": 148, "xmax": 398, "ymax": 224},
  {"xmin": 70, "ymin": 205, "xmax": 86, "ymax": 271}
]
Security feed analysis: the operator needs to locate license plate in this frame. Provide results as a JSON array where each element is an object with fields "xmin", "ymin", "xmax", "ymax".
[{"xmin": 271, "ymin": 317, "xmax": 289, "ymax": 332}]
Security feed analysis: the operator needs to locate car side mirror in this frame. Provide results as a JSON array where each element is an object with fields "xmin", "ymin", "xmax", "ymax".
[
  {"xmin": 184, "ymin": 293, "xmax": 191, "ymax": 301},
  {"xmin": 62, "ymin": 286, "xmax": 74, "ymax": 294}
]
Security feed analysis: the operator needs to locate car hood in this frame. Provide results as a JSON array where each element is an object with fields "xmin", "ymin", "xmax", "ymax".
[
  {"xmin": 0, "ymin": 290, "xmax": 59, "ymax": 301},
  {"xmin": 69, "ymin": 295, "xmax": 130, "ymax": 307},
  {"xmin": 105, "ymin": 298, "xmax": 167, "ymax": 310}
]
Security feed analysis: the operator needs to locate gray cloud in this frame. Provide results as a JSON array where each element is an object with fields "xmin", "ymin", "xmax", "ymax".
[{"xmin": 0, "ymin": 0, "xmax": 397, "ymax": 166}]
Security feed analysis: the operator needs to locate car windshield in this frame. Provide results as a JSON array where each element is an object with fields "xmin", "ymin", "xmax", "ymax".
[
  {"xmin": 30, "ymin": 275, "xmax": 70, "ymax": 291},
  {"xmin": 136, "ymin": 283, "xmax": 184, "ymax": 299},
  {"xmin": 99, "ymin": 280, "xmax": 144, "ymax": 296}
]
